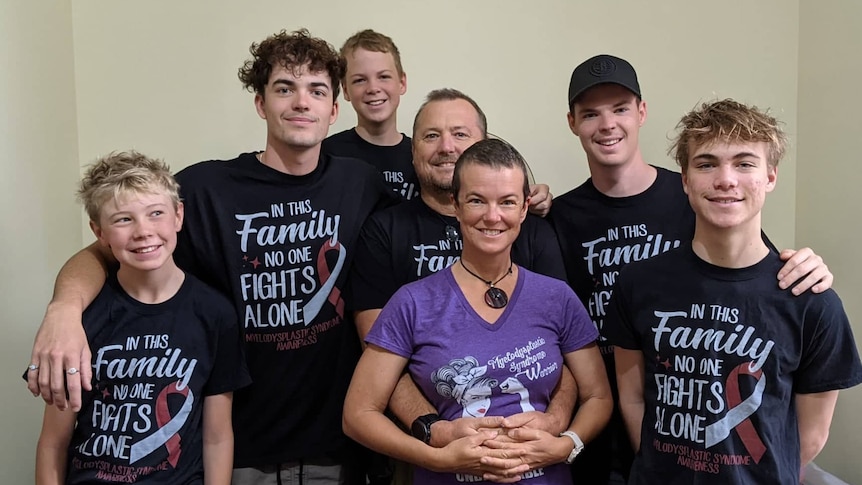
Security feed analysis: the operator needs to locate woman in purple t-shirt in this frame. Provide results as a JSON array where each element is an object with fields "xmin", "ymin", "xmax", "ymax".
[{"xmin": 343, "ymin": 139, "xmax": 612, "ymax": 485}]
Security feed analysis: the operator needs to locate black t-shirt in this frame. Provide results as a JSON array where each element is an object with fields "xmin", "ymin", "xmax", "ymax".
[
  {"xmin": 322, "ymin": 128, "xmax": 419, "ymax": 201},
  {"xmin": 173, "ymin": 152, "xmax": 393, "ymax": 468},
  {"xmin": 547, "ymin": 166, "xmax": 694, "ymax": 483},
  {"xmin": 67, "ymin": 273, "xmax": 250, "ymax": 484},
  {"xmin": 605, "ymin": 245, "xmax": 862, "ymax": 484},
  {"xmin": 348, "ymin": 197, "xmax": 566, "ymax": 312}
]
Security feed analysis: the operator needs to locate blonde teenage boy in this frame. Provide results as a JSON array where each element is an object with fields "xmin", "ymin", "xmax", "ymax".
[
  {"xmin": 33, "ymin": 152, "xmax": 250, "ymax": 484},
  {"xmin": 607, "ymin": 100, "xmax": 862, "ymax": 484}
]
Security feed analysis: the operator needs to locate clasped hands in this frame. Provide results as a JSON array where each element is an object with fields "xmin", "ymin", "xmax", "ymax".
[{"xmin": 428, "ymin": 411, "xmax": 570, "ymax": 483}]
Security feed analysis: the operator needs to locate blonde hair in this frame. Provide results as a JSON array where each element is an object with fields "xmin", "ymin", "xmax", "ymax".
[
  {"xmin": 78, "ymin": 151, "xmax": 179, "ymax": 222},
  {"xmin": 340, "ymin": 29, "xmax": 404, "ymax": 77},
  {"xmin": 670, "ymin": 99, "xmax": 787, "ymax": 172}
]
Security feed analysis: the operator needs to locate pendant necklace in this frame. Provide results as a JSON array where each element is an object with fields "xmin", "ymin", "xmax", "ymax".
[{"xmin": 459, "ymin": 259, "xmax": 513, "ymax": 309}]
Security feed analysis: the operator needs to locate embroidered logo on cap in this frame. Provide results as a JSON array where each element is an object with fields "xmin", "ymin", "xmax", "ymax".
[{"xmin": 589, "ymin": 58, "xmax": 617, "ymax": 78}]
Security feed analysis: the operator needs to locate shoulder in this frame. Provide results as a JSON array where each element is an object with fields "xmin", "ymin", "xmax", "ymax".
[
  {"xmin": 181, "ymin": 274, "xmax": 236, "ymax": 321},
  {"xmin": 175, "ymin": 152, "xmax": 256, "ymax": 189},
  {"xmin": 324, "ymin": 153, "xmax": 379, "ymax": 178},
  {"xmin": 520, "ymin": 267, "xmax": 573, "ymax": 296}
]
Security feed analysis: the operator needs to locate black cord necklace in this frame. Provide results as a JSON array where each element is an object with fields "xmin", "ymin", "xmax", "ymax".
[{"xmin": 459, "ymin": 259, "xmax": 513, "ymax": 309}]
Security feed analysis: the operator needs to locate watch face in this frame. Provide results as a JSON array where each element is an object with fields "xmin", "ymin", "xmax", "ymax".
[{"xmin": 411, "ymin": 419, "xmax": 430, "ymax": 443}]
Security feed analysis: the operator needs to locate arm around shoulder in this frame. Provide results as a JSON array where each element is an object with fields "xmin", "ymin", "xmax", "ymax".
[{"xmin": 29, "ymin": 241, "xmax": 114, "ymax": 411}]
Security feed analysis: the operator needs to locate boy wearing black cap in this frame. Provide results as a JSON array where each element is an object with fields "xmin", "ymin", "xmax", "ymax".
[{"xmin": 547, "ymin": 55, "xmax": 835, "ymax": 484}]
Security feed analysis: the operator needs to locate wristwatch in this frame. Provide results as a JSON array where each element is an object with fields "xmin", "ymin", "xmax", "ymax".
[
  {"xmin": 560, "ymin": 430, "xmax": 585, "ymax": 464},
  {"xmin": 411, "ymin": 413, "xmax": 442, "ymax": 444}
]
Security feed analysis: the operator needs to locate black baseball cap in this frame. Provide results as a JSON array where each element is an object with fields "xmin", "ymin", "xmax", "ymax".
[{"xmin": 567, "ymin": 54, "xmax": 641, "ymax": 110}]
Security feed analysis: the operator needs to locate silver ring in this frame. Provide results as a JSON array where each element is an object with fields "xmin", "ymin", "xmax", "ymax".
[
  {"xmin": 28, "ymin": 364, "xmax": 39, "ymax": 371},
  {"xmin": 66, "ymin": 367, "xmax": 79, "ymax": 375}
]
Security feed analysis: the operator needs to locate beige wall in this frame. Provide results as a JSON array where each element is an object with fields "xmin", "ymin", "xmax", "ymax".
[
  {"xmin": 0, "ymin": 0, "xmax": 82, "ymax": 483},
  {"xmin": 798, "ymin": 1, "xmax": 862, "ymax": 483},
  {"xmin": 4, "ymin": 0, "xmax": 858, "ymax": 482},
  {"xmin": 69, "ymin": 0, "xmax": 800, "ymax": 248}
]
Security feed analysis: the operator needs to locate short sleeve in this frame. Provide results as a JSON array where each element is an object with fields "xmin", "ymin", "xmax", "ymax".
[
  {"xmin": 346, "ymin": 215, "xmax": 400, "ymax": 311},
  {"xmin": 794, "ymin": 291, "xmax": 862, "ymax": 394},
  {"xmin": 603, "ymin": 269, "xmax": 641, "ymax": 350},
  {"xmin": 202, "ymin": 296, "xmax": 252, "ymax": 396},
  {"xmin": 364, "ymin": 286, "xmax": 417, "ymax": 359}
]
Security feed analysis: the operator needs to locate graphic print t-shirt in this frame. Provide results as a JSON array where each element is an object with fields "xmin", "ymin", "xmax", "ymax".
[
  {"xmin": 67, "ymin": 273, "xmax": 250, "ymax": 484},
  {"xmin": 367, "ymin": 268, "xmax": 597, "ymax": 485},
  {"xmin": 323, "ymin": 128, "xmax": 419, "ymax": 201},
  {"xmin": 348, "ymin": 197, "xmax": 566, "ymax": 312},
  {"xmin": 605, "ymin": 246, "xmax": 862, "ymax": 485},
  {"xmin": 173, "ymin": 152, "xmax": 393, "ymax": 467},
  {"xmin": 548, "ymin": 166, "xmax": 693, "ymax": 361}
]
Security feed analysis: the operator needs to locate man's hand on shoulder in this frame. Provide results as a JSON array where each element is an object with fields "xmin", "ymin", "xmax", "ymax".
[{"xmin": 527, "ymin": 184, "xmax": 552, "ymax": 218}]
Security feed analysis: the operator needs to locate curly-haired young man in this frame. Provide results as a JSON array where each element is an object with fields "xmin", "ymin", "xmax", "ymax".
[{"xmin": 28, "ymin": 29, "xmax": 393, "ymax": 485}]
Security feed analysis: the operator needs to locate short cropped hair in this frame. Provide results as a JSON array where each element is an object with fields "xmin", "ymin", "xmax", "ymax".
[
  {"xmin": 452, "ymin": 138, "xmax": 531, "ymax": 203},
  {"xmin": 340, "ymin": 29, "xmax": 404, "ymax": 78},
  {"xmin": 412, "ymin": 88, "xmax": 488, "ymax": 139},
  {"xmin": 78, "ymin": 151, "xmax": 179, "ymax": 223},
  {"xmin": 670, "ymin": 99, "xmax": 787, "ymax": 172},
  {"xmin": 237, "ymin": 28, "xmax": 343, "ymax": 101}
]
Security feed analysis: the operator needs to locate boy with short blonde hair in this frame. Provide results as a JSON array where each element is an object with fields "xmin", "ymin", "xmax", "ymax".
[
  {"xmin": 34, "ymin": 151, "xmax": 250, "ymax": 484},
  {"xmin": 323, "ymin": 29, "xmax": 418, "ymax": 200}
]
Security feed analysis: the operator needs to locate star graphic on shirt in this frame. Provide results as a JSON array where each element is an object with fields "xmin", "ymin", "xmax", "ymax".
[
  {"xmin": 242, "ymin": 255, "xmax": 248, "ymax": 261},
  {"xmin": 661, "ymin": 359, "xmax": 671, "ymax": 370},
  {"xmin": 102, "ymin": 386, "xmax": 111, "ymax": 399},
  {"xmin": 250, "ymin": 257, "xmax": 261, "ymax": 269}
]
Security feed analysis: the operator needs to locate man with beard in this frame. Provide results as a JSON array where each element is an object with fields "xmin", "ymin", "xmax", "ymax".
[{"xmin": 348, "ymin": 89, "xmax": 574, "ymax": 472}]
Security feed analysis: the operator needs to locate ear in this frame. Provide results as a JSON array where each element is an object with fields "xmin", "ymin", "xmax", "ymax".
[
  {"xmin": 521, "ymin": 196, "xmax": 530, "ymax": 223},
  {"xmin": 566, "ymin": 111, "xmax": 578, "ymax": 135},
  {"xmin": 90, "ymin": 220, "xmax": 109, "ymax": 247},
  {"xmin": 450, "ymin": 193, "xmax": 461, "ymax": 221},
  {"xmin": 329, "ymin": 100, "xmax": 339, "ymax": 126},
  {"xmin": 254, "ymin": 93, "xmax": 266, "ymax": 120},
  {"xmin": 342, "ymin": 81, "xmax": 351, "ymax": 102},
  {"xmin": 681, "ymin": 171, "xmax": 690, "ymax": 195},
  {"xmin": 638, "ymin": 100, "xmax": 647, "ymax": 127},
  {"xmin": 174, "ymin": 202, "xmax": 185, "ymax": 232},
  {"xmin": 765, "ymin": 165, "xmax": 778, "ymax": 193},
  {"xmin": 399, "ymin": 71, "xmax": 407, "ymax": 95}
]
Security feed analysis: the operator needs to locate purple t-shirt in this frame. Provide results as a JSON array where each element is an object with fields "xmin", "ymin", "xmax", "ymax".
[{"xmin": 367, "ymin": 267, "xmax": 598, "ymax": 485}]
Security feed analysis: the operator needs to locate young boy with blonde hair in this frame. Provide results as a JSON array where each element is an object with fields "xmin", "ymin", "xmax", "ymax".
[
  {"xmin": 323, "ymin": 29, "xmax": 418, "ymax": 200},
  {"xmin": 606, "ymin": 100, "xmax": 862, "ymax": 484},
  {"xmin": 34, "ymin": 151, "xmax": 250, "ymax": 484}
]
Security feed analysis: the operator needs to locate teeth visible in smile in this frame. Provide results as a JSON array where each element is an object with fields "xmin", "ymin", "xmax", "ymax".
[
  {"xmin": 597, "ymin": 139, "xmax": 622, "ymax": 146},
  {"xmin": 482, "ymin": 230, "xmax": 501, "ymax": 236},
  {"xmin": 134, "ymin": 246, "xmax": 157, "ymax": 253},
  {"xmin": 367, "ymin": 100, "xmax": 385, "ymax": 106}
]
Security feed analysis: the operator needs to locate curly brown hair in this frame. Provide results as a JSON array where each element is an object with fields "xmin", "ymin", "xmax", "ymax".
[
  {"xmin": 339, "ymin": 29, "xmax": 404, "ymax": 79},
  {"xmin": 237, "ymin": 28, "xmax": 343, "ymax": 101},
  {"xmin": 670, "ymin": 99, "xmax": 787, "ymax": 172}
]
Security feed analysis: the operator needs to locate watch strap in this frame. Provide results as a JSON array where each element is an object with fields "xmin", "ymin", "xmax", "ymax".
[{"xmin": 560, "ymin": 430, "xmax": 584, "ymax": 464}]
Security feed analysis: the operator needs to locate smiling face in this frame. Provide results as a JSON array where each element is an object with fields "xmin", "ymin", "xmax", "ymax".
[
  {"xmin": 682, "ymin": 140, "xmax": 777, "ymax": 233},
  {"xmin": 412, "ymin": 99, "xmax": 484, "ymax": 193},
  {"xmin": 453, "ymin": 163, "xmax": 528, "ymax": 258},
  {"xmin": 92, "ymin": 190, "xmax": 183, "ymax": 275},
  {"xmin": 343, "ymin": 48, "xmax": 406, "ymax": 126},
  {"xmin": 254, "ymin": 63, "xmax": 339, "ymax": 151},
  {"xmin": 568, "ymin": 83, "xmax": 646, "ymax": 170}
]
